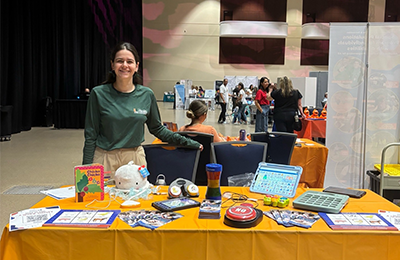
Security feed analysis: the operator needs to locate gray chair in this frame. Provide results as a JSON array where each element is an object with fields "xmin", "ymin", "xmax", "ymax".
[
  {"xmin": 250, "ymin": 131, "xmax": 297, "ymax": 165},
  {"xmin": 211, "ymin": 141, "xmax": 268, "ymax": 186},
  {"xmin": 143, "ymin": 144, "xmax": 200, "ymax": 185}
]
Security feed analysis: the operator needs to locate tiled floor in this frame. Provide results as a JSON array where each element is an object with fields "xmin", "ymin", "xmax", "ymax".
[{"xmin": 0, "ymin": 101, "xmax": 266, "ymax": 235}]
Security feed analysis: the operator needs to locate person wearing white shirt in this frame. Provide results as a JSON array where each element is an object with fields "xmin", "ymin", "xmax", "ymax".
[
  {"xmin": 235, "ymin": 83, "xmax": 247, "ymax": 124},
  {"xmin": 218, "ymin": 79, "xmax": 229, "ymax": 123}
]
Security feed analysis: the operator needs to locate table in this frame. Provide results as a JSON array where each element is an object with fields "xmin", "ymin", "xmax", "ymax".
[
  {"xmin": 163, "ymin": 93, "xmax": 174, "ymax": 102},
  {"xmin": 295, "ymin": 118, "xmax": 326, "ymax": 140},
  {"xmin": 2, "ymin": 186, "xmax": 400, "ymax": 260},
  {"xmin": 291, "ymin": 138, "xmax": 328, "ymax": 188},
  {"xmin": 54, "ymin": 99, "xmax": 88, "ymax": 128}
]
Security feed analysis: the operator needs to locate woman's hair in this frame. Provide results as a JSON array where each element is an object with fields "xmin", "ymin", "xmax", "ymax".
[
  {"xmin": 186, "ymin": 100, "xmax": 208, "ymax": 121},
  {"xmin": 279, "ymin": 76, "xmax": 294, "ymax": 97},
  {"xmin": 238, "ymin": 82, "xmax": 244, "ymax": 89},
  {"xmin": 103, "ymin": 42, "xmax": 143, "ymax": 85},
  {"xmin": 258, "ymin": 77, "xmax": 270, "ymax": 90}
]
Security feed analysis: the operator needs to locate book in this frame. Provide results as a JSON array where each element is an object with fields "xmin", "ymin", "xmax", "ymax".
[
  {"xmin": 319, "ymin": 212, "xmax": 398, "ymax": 230},
  {"xmin": 74, "ymin": 164, "xmax": 104, "ymax": 202},
  {"xmin": 118, "ymin": 210, "xmax": 183, "ymax": 230},
  {"xmin": 198, "ymin": 199, "xmax": 221, "ymax": 219},
  {"xmin": 9, "ymin": 206, "xmax": 61, "ymax": 232},
  {"xmin": 43, "ymin": 209, "xmax": 120, "ymax": 228}
]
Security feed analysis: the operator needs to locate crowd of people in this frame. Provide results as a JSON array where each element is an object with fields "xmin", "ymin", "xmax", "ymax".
[{"xmin": 215, "ymin": 76, "xmax": 306, "ymax": 133}]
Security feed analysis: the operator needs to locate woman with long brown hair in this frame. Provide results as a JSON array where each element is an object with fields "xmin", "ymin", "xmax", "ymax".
[{"xmin": 83, "ymin": 42, "xmax": 202, "ymax": 179}]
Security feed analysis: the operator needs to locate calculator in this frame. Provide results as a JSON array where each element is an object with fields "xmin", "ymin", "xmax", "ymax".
[
  {"xmin": 293, "ymin": 190, "xmax": 349, "ymax": 213},
  {"xmin": 249, "ymin": 162, "xmax": 303, "ymax": 198}
]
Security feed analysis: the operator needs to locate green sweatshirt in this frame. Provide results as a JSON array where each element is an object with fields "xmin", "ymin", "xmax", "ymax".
[{"xmin": 82, "ymin": 83, "xmax": 200, "ymax": 164}]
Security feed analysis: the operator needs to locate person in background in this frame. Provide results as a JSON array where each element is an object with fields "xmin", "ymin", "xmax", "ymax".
[
  {"xmin": 78, "ymin": 88, "xmax": 91, "ymax": 99},
  {"xmin": 83, "ymin": 42, "xmax": 202, "ymax": 179},
  {"xmin": 246, "ymin": 85, "xmax": 253, "ymax": 99},
  {"xmin": 233, "ymin": 82, "xmax": 247, "ymax": 124},
  {"xmin": 267, "ymin": 76, "xmax": 306, "ymax": 133},
  {"xmin": 231, "ymin": 84, "xmax": 240, "ymax": 112},
  {"xmin": 218, "ymin": 78, "xmax": 229, "ymax": 124},
  {"xmin": 254, "ymin": 77, "xmax": 271, "ymax": 132},
  {"xmin": 189, "ymin": 85, "xmax": 197, "ymax": 97},
  {"xmin": 252, "ymin": 87, "xmax": 258, "ymax": 100},
  {"xmin": 321, "ymin": 92, "xmax": 328, "ymax": 108},
  {"xmin": 197, "ymin": 86, "xmax": 205, "ymax": 98},
  {"xmin": 179, "ymin": 100, "xmax": 224, "ymax": 142}
]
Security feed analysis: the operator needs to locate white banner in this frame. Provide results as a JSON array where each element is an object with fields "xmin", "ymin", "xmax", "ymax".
[
  {"xmin": 325, "ymin": 23, "xmax": 400, "ymax": 188},
  {"xmin": 365, "ymin": 23, "xmax": 400, "ymax": 174},
  {"xmin": 325, "ymin": 23, "xmax": 368, "ymax": 188}
]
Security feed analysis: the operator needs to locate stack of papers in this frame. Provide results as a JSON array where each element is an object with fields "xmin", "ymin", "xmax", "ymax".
[{"xmin": 40, "ymin": 186, "xmax": 75, "ymax": 200}]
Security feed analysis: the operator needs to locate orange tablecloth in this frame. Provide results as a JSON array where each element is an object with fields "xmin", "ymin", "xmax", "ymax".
[
  {"xmin": 291, "ymin": 139, "xmax": 328, "ymax": 188},
  {"xmin": 2, "ymin": 186, "xmax": 400, "ymax": 260},
  {"xmin": 295, "ymin": 119, "xmax": 326, "ymax": 140}
]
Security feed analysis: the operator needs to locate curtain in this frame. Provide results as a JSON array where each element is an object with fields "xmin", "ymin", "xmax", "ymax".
[{"xmin": 1, "ymin": 0, "xmax": 142, "ymax": 133}]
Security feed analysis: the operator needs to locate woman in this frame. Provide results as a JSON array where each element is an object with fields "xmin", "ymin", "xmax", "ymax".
[
  {"xmin": 83, "ymin": 42, "xmax": 202, "ymax": 178},
  {"xmin": 233, "ymin": 82, "xmax": 246, "ymax": 124},
  {"xmin": 267, "ymin": 76, "xmax": 306, "ymax": 133},
  {"xmin": 254, "ymin": 77, "xmax": 271, "ymax": 132},
  {"xmin": 179, "ymin": 100, "xmax": 224, "ymax": 142}
]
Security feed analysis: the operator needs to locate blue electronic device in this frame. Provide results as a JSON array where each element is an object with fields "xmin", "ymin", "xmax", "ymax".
[{"xmin": 249, "ymin": 162, "xmax": 303, "ymax": 198}]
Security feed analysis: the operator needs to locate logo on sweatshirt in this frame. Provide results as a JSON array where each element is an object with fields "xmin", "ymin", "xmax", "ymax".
[{"xmin": 133, "ymin": 108, "xmax": 147, "ymax": 115}]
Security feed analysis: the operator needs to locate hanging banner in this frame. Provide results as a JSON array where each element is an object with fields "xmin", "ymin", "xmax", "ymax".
[{"xmin": 325, "ymin": 23, "xmax": 368, "ymax": 188}]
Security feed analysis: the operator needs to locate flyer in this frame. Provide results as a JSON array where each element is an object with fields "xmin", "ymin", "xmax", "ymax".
[{"xmin": 9, "ymin": 206, "xmax": 61, "ymax": 232}]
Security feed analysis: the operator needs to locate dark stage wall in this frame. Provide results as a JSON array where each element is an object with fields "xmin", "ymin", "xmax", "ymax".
[{"xmin": 1, "ymin": 0, "xmax": 143, "ymax": 133}]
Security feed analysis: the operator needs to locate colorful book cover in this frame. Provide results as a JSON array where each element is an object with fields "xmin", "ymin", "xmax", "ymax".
[
  {"xmin": 74, "ymin": 164, "xmax": 104, "ymax": 202},
  {"xmin": 43, "ymin": 209, "xmax": 120, "ymax": 228}
]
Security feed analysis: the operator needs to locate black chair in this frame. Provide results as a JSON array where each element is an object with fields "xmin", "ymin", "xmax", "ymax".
[
  {"xmin": 143, "ymin": 144, "xmax": 200, "ymax": 185},
  {"xmin": 177, "ymin": 131, "xmax": 214, "ymax": 186},
  {"xmin": 211, "ymin": 141, "xmax": 268, "ymax": 186},
  {"xmin": 251, "ymin": 131, "xmax": 297, "ymax": 165}
]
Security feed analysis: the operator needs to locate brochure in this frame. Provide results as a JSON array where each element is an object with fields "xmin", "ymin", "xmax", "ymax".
[
  {"xmin": 9, "ymin": 206, "xmax": 61, "ymax": 232},
  {"xmin": 198, "ymin": 199, "xmax": 221, "ymax": 219},
  {"xmin": 43, "ymin": 209, "xmax": 120, "ymax": 228},
  {"xmin": 319, "ymin": 212, "xmax": 398, "ymax": 230},
  {"xmin": 263, "ymin": 209, "xmax": 320, "ymax": 228},
  {"xmin": 118, "ymin": 210, "xmax": 183, "ymax": 230}
]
